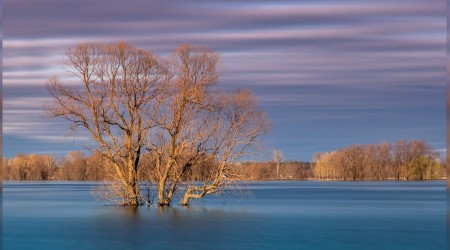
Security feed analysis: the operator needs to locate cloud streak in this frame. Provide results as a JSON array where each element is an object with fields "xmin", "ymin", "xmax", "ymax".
[{"xmin": 3, "ymin": 0, "xmax": 445, "ymax": 160}]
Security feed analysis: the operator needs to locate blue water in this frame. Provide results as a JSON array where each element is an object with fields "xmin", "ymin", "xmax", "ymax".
[{"xmin": 3, "ymin": 181, "xmax": 446, "ymax": 250}]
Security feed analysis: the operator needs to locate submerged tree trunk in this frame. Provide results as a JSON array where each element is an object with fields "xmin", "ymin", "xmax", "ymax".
[
  {"xmin": 127, "ymin": 179, "xmax": 140, "ymax": 206},
  {"xmin": 179, "ymin": 187, "xmax": 208, "ymax": 206},
  {"xmin": 157, "ymin": 179, "xmax": 168, "ymax": 206},
  {"xmin": 131, "ymin": 175, "xmax": 141, "ymax": 206}
]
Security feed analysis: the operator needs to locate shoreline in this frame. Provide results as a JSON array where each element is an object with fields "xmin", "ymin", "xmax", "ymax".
[{"xmin": 3, "ymin": 178, "xmax": 446, "ymax": 182}]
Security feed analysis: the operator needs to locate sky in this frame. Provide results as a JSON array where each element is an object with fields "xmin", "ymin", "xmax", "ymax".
[{"xmin": 3, "ymin": 0, "xmax": 446, "ymax": 161}]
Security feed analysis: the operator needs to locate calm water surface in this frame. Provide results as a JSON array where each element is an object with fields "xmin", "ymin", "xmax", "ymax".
[{"xmin": 3, "ymin": 181, "xmax": 446, "ymax": 250}]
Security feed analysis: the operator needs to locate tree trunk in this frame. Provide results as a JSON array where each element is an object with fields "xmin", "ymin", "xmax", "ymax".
[
  {"xmin": 180, "ymin": 188, "xmax": 205, "ymax": 206},
  {"xmin": 125, "ymin": 160, "xmax": 141, "ymax": 207},
  {"xmin": 180, "ymin": 193, "xmax": 190, "ymax": 206},
  {"xmin": 132, "ymin": 177, "xmax": 140, "ymax": 206},
  {"xmin": 157, "ymin": 180, "xmax": 167, "ymax": 206},
  {"xmin": 127, "ymin": 180, "xmax": 139, "ymax": 207},
  {"xmin": 276, "ymin": 162, "xmax": 280, "ymax": 180}
]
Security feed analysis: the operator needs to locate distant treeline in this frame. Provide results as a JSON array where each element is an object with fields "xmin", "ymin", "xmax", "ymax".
[
  {"xmin": 3, "ymin": 140, "xmax": 446, "ymax": 181},
  {"xmin": 313, "ymin": 140, "xmax": 445, "ymax": 180},
  {"xmin": 231, "ymin": 161, "xmax": 313, "ymax": 180},
  {"xmin": 3, "ymin": 152, "xmax": 105, "ymax": 181},
  {"xmin": 2, "ymin": 151, "xmax": 313, "ymax": 181}
]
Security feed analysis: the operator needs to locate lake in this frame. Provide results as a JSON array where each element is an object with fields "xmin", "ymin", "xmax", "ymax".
[{"xmin": 3, "ymin": 181, "xmax": 446, "ymax": 250}]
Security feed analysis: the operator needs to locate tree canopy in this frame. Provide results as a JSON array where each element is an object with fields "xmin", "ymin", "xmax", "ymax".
[{"xmin": 46, "ymin": 42, "xmax": 270, "ymax": 206}]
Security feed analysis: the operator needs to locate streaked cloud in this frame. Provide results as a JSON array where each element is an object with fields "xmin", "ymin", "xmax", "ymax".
[{"xmin": 3, "ymin": 0, "xmax": 445, "ymax": 160}]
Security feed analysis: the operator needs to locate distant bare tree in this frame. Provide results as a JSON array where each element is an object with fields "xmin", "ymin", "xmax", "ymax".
[
  {"xmin": 8, "ymin": 154, "xmax": 30, "ymax": 180},
  {"xmin": 343, "ymin": 145, "xmax": 365, "ymax": 181},
  {"xmin": 60, "ymin": 151, "xmax": 88, "ymax": 181},
  {"xmin": 41, "ymin": 154, "xmax": 57, "ymax": 180},
  {"xmin": 85, "ymin": 153, "xmax": 107, "ymax": 181},
  {"xmin": 408, "ymin": 156, "xmax": 439, "ymax": 180},
  {"xmin": 273, "ymin": 150, "xmax": 283, "ymax": 180},
  {"xmin": 314, "ymin": 152, "xmax": 335, "ymax": 180}
]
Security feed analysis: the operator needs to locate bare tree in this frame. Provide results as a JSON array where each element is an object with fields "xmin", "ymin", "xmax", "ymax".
[
  {"xmin": 85, "ymin": 153, "xmax": 108, "ymax": 181},
  {"xmin": 314, "ymin": 152, "xmax": 335, "ymax": 180},
  {"xmin": 59, "ymin": 151, "xmax": 88, "ymax": 181},
  {"xmin": 273, "ymin": 150, "xmax": 283, "ymax": 180},
  {"xmin": 47, "ymin": 42, "xmax": 270, "ymax": 207},
  {"xmin": 179, "ymin": 90, "xmax": 270, "ymax": 206},
  {"xmin": 8, "ymin": 154, "xmax": 30, "ymax": 180},
  {"xmin": 145, "ymin": 44, "xmax": 222, "ymax": 206},
  {"xmin": 46, "ymin": 42, "xmax": 169, "ymax": 206}
]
